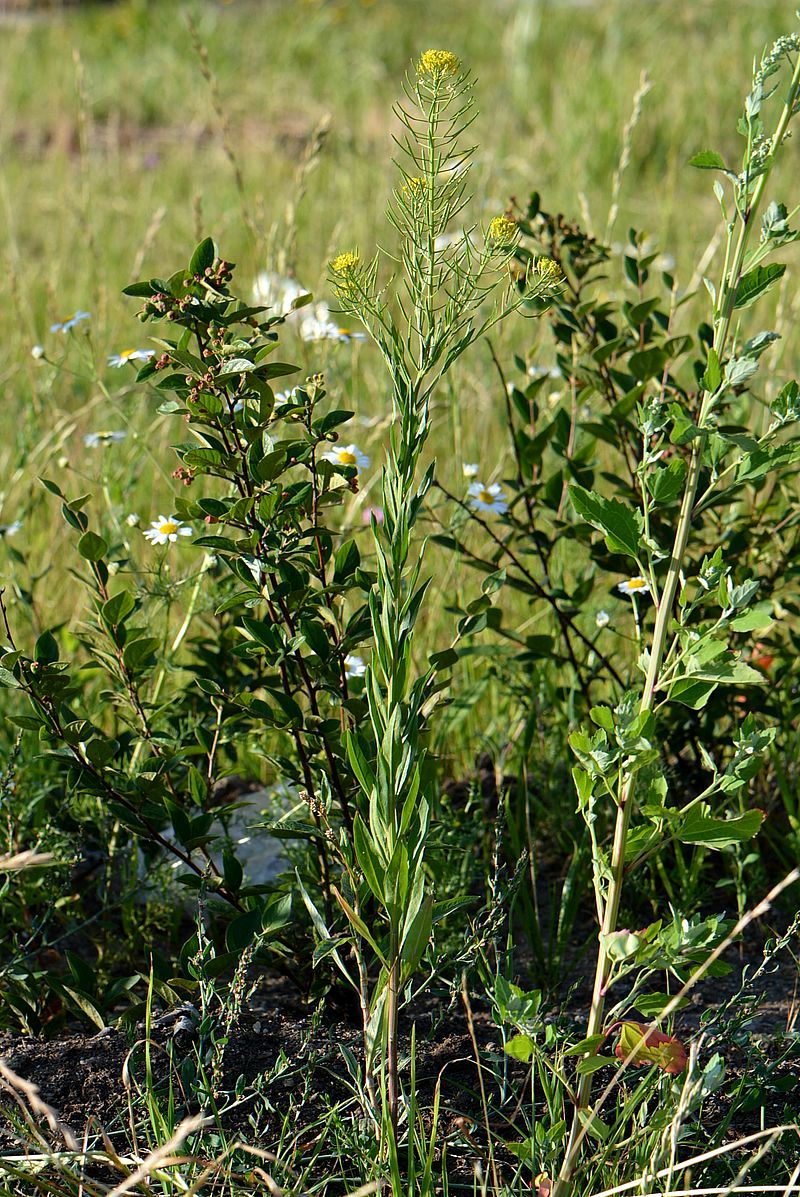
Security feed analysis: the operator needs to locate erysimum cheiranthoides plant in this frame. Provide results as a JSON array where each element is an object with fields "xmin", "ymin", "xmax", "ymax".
[
  {"xmin": 326, "ymin": 47, "xmax": 564, "ymax": 1143},
  {"xmin": 551, "ymin": 28, "xmax": 800, "ymax": 1196}
]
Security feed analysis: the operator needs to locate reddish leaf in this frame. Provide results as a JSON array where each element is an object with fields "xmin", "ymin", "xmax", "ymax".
[{"xmin": 615, "ymin": 1021, "xmax": 688, "ymax": 1075}]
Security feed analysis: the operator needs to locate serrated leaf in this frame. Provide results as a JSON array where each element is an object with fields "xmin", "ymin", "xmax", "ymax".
[
  {"xmin": 689, "ymin": 149, "xmax": 728, "ymax": 171},
  {"xmin": 678, "ymin": 805, "xmax": 764, "ymax": 850},
  {"xmin": 725, "ymin": 356, "xmax": 759, "ymax": 387},
  {"xmin": 569, "ymin": 484, "xmax": 642, "ymax": 559},
  {"xmin": 734, "ymin": 263, "xmax": 786, "ymax": 310},
  {"xmin": 648, "ymin": 459, "xmax": 686, "ymax": 505}
]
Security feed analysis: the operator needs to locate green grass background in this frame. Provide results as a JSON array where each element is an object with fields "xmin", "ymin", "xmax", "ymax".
[{"xmin": 1, "ymin": 0, "xmax": 798, "ymax": 664}]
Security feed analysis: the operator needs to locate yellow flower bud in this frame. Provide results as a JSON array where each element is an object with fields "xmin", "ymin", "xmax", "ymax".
[
  {"xmin": 329, "ymin": 252, "xmax": 361, "ymax": 298},
  {"xmin": 330, "ymin": 252, "xmax": 360, "ymax": 277},
  {"xmin": 533, "ymin": 255, "xmax": 566, "ymax": 290},
  {"xmin": 487, "ymin": 215, "xmax": 519, "ymax": 247}
]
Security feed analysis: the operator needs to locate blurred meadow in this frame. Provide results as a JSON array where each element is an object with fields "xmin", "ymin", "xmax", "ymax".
[{"xmin": 1, "ymin": 0, "xmax": 798, "ymax": 704}]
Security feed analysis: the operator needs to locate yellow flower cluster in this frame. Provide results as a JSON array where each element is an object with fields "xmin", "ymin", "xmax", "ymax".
[
  {"xmin": 487, "ymin": 215, "xmax": 518, "ymax": 247},
  {"xmin": 330, "ymin": 252, "xmax": 360, "ymax": 277},
  {"xmin": 534, "ymin": 255, "xmax": 566, "ymax": 289},
  {"xmin": 417, "ymin": 49, "xmax": 461, "ymax": 78},
  {"xmin": 330, "ymin": 252, "xmax": 361, "ymax": 297}
]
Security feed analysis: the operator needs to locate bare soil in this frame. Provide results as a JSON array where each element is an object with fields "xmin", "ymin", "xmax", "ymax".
[{"xmin": 1, "ymin": 939, "xmax": 798, "ymax": 1168}]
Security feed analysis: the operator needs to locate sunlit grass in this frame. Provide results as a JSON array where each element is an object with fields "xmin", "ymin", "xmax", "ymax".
[{"xmin": 1, "ymin": 0, "xmax": 798, "ymax": 717}]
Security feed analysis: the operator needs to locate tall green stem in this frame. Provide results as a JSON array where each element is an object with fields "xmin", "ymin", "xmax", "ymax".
[{"xmin": 555, "ymin": 53, "xmax": 800, "ymax": 1194}]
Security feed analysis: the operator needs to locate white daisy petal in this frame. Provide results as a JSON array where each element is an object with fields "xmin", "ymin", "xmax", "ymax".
[
  {"xmin": 467, "ymin": 480, "xmax": 509, "ymax": 515},
  {"xmin": 84, "ymin": 430, "xmax": 127, "ymax": 448},
  {"xmin": 322, "ymin": 443, "xmax": 370, "ymax": 472},
  {"xmin": 617, "ymin": 576, "xmax": 651, "ymax": 598},
  {"xmin": 108, "ymin": 348, "xmax": 155, "ymax": 368},
  {"xmin": 344, "ymin": 654, "xmax": 367, "ymax": 679},
  {"xmin": 251, "ymin": 271, "xmax": 307, "ymax": 317},
  {"xmin": 143, "ymin": 515, "xmax": 192, "ymax": 547},
  {"xmin": 50, "ymin": 310, "xmax": 91, "ymax": 334}
]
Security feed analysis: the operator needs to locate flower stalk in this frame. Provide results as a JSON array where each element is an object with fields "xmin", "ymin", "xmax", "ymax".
[{"xmin": 331, "ymin": 49, "xmax": 562, "ymax": 1142}]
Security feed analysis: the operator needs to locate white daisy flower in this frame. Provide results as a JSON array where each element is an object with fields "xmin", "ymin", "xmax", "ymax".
[
  {"xmin": 617, "ymin": 576, "xmax": 651, "ymax": 598},
  {"xmin": 31, "ymin": 345, "xmax": 45, "ymax": 360},
  {"xmin": 298, "ymin": 302, "xmax": 366, "ymax": 343},
  {"xmin": 108, "ymin": 348, "xmax": 155, "ymax": 368},
  {"xmin": 462, "ymin": 462, "xmax": 479, "ymax": 478},
  {"xmin": 344, "ymin": 654, "xmax": 367, "ymax": 679},
  {"xmin": 468, "ymin": 481, "xmax": 509, "ymax": 515},
  {"xmin": 50, "ymin": 311, "xmax": 90, "ymax": 334},
  {"xmin": 84, "ymin": 430, "xmax": 127, "ymax": 447},
  {"xmin": 322, "ymin": 443, "xmax": 370, "ymax": 472},
  {"xmin": 251, "ymin": 271, "xmax": 308, "ymax": 317},
  {"xmin": 0, "ymin": 520, "xmax": 22, "ymax": 538},
  {"xmin": 143, "ymin": 515, "xmax": 192, "ymax": 546},
  {"xmin": 126, "ymin": 513, "xmax": 140, "ymax": 527},
  {"xmin": 596, "ymin": 610, "xmax": 610, "ymax": 628}
]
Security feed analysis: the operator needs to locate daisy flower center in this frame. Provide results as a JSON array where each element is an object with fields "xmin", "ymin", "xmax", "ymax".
[
  {"xmin": 478, "ymin": 489, "xmax": 495, "ymax": 504},
  {"xmin": 338, "ymin": 451, "xmax": 357, "ymax": 465},
  {"xmin": 160, "ymin": 521, "xmax": 178, "ymax": 536},
  {"xmin": 627, "ymin": 578, "xmax": 647, "ymax": 590}
]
